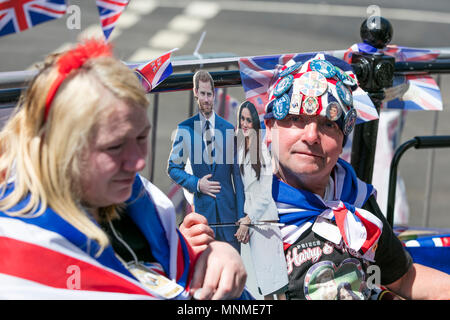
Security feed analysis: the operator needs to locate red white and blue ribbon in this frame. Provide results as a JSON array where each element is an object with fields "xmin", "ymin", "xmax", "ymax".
[
  {"xmin": 0, "ymin": 175, "xmax": 194, "ymax": 299},
  {"xmin": 274, "ymin": 158, "xmax": 383, "ymax": 262}
]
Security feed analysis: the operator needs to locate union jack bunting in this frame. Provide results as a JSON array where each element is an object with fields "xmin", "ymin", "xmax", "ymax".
[
  {"xmin": 238, "ymin": 52, "xmax": 378, "ymax": 123},
  {"xmin": 0, "ymin": 0, "xmax": 67, "ymax": 37},
  {"xmin": 134, "ymin": 49, "xmax": 177, "ymax": 93},
  {"xmin": 344, "ymin": 43, "xmax": 443, "ymax": 111},
  {"xmin": 95, "ymin": 0, "xmax": 129, "ymax": 41}
]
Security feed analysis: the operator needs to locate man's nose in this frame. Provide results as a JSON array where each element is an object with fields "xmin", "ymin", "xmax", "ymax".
[{"xmin": 302, "ymin": 122, "xmax": 320, "ymax": 145}]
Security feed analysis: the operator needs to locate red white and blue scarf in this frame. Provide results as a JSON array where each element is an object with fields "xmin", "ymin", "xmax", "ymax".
[
  {"xmin": 274, "ymin": 159, "xmax": 383, "ymax": 262},
  {"xmin": 0, "ymin": 175, "xmax": 194, "ymax": 299}
]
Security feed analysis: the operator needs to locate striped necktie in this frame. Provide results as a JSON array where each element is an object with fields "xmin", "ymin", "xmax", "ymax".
[{"xmin": 204, "ymin": 120, "xmax": 214, "ymax": 166}]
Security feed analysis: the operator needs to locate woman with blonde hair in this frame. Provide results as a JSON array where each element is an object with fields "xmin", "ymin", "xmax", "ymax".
[
  {"xmin": 0, "ymin": 39, "xmax": 247, "ymax": 300},
  {"xmin": 234, "ymin": 100, "xmax": 288, "ymax": 300}
]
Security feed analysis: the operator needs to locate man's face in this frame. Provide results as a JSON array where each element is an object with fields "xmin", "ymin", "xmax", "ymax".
[
  {"xmin": 195, "ymin": 80, "xmax": 214, "ymax": 118},
  {"xmin": 266, "ymin": 114, "xmax": 343, "ymax": 193}
]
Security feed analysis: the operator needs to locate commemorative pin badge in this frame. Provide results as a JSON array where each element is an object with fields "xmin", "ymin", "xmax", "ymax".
[
  {"xmin": 279, "ymin": 61, "xmax": 303, "ymax": 78},
  {"xmin": 335, "ymin": 66, "xmax": 357, "ymax": 87},
  {"xmin": 298, "ymin": 71, "xmax": 328, "ymax": 97},
  {"xmin": 128, "ymin": 262, "xmax": 184, "ymax": 299},
  {"xmin": 326, "ymin": 101, "xmax": 342, "ymax": 121},
  {"xmin": 273, "ymin": 93, "xmax": 290, "ymax": 119},
  {"xmin": 336, "ymin": 81, "xmax": 353, "ymax": 106},
  {"xmin": 289, "ymin": 93, "xmax": 302, "ymax": 115},
  {"xmin": 343, "ymin": 108, "xmax": 357, "ymax": 135},
  {"xmin": 273, "ymin": 74, "xmax": 294, "ymax": 97},
  {"xmin": 310, "ymin": 59, "xmax": 336, "ymax": 78},
  {"xmin": 302, "ymin": 96, "xmax": 319, "ymax": 115}
]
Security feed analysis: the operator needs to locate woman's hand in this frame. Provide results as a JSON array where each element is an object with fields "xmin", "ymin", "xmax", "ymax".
[
  {"xmin": 235, "ymin": 216, "xmax": 251, "ymax": 244},
  {"xmin": 190, "ymin": 241, "xmax": 247, "ymax": 300},
  {"xmin": 179, "ymin": 212, "xmax": 215, "ymax": 256}
]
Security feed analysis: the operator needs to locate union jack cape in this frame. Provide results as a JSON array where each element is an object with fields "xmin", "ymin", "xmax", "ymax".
[
  {"xmin": 0, "ymin": 0, "xmax": 67, "ymax": 37},
  {"xmin": 0, "ymin": 175, "xmax": 195, "ymax": 299}
]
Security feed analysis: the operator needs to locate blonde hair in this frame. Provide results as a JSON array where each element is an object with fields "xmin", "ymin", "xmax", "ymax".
[{"xmin": 0, "ymin": 44, "xmax": 149, "ymax": 254}]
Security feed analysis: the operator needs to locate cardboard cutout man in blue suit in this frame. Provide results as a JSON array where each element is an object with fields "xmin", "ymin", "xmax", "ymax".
[{"xmin": 167, "ymin": 70, "xmax": 245, "ymax": 252}]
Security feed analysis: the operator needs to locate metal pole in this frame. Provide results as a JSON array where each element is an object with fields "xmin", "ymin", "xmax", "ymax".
[
  {"xmin": 422, "ymin": 75, "xmax": 440, "ymax": 227},
  {"xmin": 149, "ymin": 93, "xmax": 159, "ymax": 182}
]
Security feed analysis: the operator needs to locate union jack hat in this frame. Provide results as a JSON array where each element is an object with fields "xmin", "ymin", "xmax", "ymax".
[{"xmin": 265, "ymin": 53, "xmax": 375, "ymax": 136}]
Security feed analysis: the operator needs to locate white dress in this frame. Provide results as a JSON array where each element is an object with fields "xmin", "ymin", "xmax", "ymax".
[{"xmin": 239, "ymin": 143, "xmax": 289, "ymax": 296}]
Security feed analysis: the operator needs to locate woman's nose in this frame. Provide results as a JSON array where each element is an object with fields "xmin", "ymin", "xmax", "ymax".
[{"xmin": 123, "ymin": 143, "xmax": 147, "ymax": 172}]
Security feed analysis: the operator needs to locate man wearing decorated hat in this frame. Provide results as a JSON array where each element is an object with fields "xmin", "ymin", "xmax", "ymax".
[{"xmin": 264, "ymin": 53, "xmax": 450, "ymax": 300}]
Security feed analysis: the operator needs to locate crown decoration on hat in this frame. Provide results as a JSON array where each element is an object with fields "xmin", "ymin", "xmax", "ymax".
[{"xmin": 265, "ymin": 53, "xmax": 363, "ymax": 136}]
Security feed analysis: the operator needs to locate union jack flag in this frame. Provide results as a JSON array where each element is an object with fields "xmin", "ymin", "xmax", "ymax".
[
  {"xmin": 344, "ymin": 43, "xmax": 443, "ymax": 111},
  {"xmin": 96, "ymin": 0, "xmax": 129, "ymax": 41},
  {"xmin": 134, "ymin": 49, "xmax": 177, "ymax": 93},
  {"xmin": 0, "ymin": 0, "xmax": 67, "ymax": 37}
]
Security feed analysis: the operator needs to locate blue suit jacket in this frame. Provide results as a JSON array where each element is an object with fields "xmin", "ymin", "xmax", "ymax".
[{"xmin": 167, "ymin": 113, "xmax": 245, "ymax": 242}]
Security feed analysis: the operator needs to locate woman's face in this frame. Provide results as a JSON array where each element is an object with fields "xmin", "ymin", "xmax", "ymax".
[
  {"xmin": 240, "ymin": 107, "xmax": 253, "ymax": 137},
  {"xmin": 79, "ymin": 98, "xmax": 150, "ymax": 209}
]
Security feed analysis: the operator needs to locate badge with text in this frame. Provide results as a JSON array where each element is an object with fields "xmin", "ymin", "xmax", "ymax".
[
  {"xmin": 310, "ymin": 59, "xmax": 336, "ymax": 78},
  {"xmin": 343, "ymin": 108, "xmax": 357, "ymax": 135},
  {"xmin": 127, "ymin": 262, "xmax": 184, "ymax": 299},
  {"xmin": 280, "ymin": 61, "xmax": 303, "ymax": 78},
  {"xmin": 273, "ymin": 94, "xmax": 291, "ymax": 119},
  {"xmin": 290, "ymin": 93, "xmax": 302, "ymax": 115},
  {"xmin": 336, "ymin": 81, "xmax": 353, "ymax": 106},
  {"xmin": 273, "ymin": 74, "xmax": 294, "ymax": 97}
]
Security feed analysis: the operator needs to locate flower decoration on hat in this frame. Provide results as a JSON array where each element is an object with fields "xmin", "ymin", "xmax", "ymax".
[{"xmin": 265, "ymin": 53, "xmax": 370, "ymax": 136}]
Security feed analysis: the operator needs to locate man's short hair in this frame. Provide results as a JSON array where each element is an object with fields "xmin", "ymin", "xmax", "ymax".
[{"xmin": 193, "ymin": 70, "xmax": 215, "ymax": 92}]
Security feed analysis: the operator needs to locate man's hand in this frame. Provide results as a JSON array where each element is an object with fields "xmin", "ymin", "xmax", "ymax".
[
  {"xmin": 190, "ymin": 241, "xmax": 247, "ymax": 300},
  {"xmin": 198, "ymin": 174, "xmax": 221, "ymax": 198},
  {"xmin": 179, "ymin": 212, "xmax": 215, "ymax": 256}
]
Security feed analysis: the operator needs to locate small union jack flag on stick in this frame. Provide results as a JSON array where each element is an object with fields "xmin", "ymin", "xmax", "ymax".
[
  {"xmin": 134, "ymin": 48, "xmax": 178, "ymax": 93},
  {"xmin": 0, "ymin": 0, "xmax": 67, "ymax": 37},
  {"xmin": 95, "ymin": 0, "xmax": 129, "ymax": 41}
]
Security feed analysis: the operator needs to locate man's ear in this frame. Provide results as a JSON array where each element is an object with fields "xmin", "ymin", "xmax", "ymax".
[
  {"xmin": 264, "ymin": 119, "xmax": 273, "ymax": 144},
  {"xmin": 193, "ymin": 88, "xmax": 198, "ymax": 100}
]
